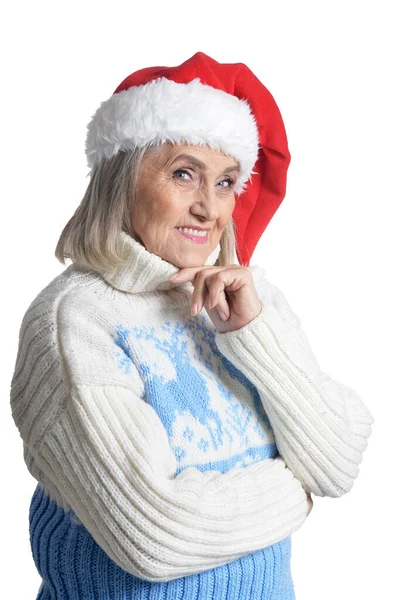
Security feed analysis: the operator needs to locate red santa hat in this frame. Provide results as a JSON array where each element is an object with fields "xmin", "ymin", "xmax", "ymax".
[{"xmin": 85, "ymin": 51, "xmax": 291, "ymax": 266}]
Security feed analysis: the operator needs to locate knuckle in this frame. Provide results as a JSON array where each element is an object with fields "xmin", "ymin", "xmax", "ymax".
[{"xmin": 214, "ymin": 270, "xmax": 226, "ymax": 282}]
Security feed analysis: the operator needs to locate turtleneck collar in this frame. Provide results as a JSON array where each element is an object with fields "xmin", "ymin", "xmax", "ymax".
[{"xmin": 98, "ymin": 232, "xmax": 222, "ymax": 294}]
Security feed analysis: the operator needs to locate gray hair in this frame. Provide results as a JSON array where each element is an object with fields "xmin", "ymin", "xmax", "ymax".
[{"xmin": 55, "ymin": 143, "xmax": 238, "ymax": 272}]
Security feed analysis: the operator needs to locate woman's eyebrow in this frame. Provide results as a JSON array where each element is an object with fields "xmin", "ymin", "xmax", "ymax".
[{"xmin": 170, "ymin": 153, "xmax": 240, "ymax": 174}]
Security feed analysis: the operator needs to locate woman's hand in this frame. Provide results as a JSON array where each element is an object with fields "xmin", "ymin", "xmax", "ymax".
[{"xmin": 168, "ymin": 264, "xmax": 263, "ymax": 333}]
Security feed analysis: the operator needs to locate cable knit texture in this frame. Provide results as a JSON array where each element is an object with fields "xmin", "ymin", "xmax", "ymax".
[{"xmin": 10, "ymin": 232, "xmax": 374, "ymax": 599}]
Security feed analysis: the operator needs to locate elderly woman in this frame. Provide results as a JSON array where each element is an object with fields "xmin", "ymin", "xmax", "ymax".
[{"xmin": 11, "ymin": 52, "xmax": 374, "ymax": 600}]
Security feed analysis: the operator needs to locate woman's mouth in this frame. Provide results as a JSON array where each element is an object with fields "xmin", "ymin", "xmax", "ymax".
[{"xmin": 175, "ymin": 227, "xmax": 209, "ymax": 244}]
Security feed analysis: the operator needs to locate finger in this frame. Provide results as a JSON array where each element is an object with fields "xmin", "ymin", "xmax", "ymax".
[
  {"xmin": 203, "ymin": 278, "xmax": 230, "ymax": 321},
  {"xmin": 209, "ymin": 292, "xmax": 230, "ymax": 321},
  {"xmin": 169, "ymin": 265, "xmax": 218, "ymax": 282},
  {"xmin": 211, "ymin": 271, "xmax": 238, "ymax": 316},
  {"xmin": 217, "ymin": 292, "xmax": 230, "ymax": 320},
  {"xmin": 191, "ymin": 270, "xmax": 213, "ymax": 315},
  {"xmin": 207, "ymin": 278, "xmax": 229, "ymax": 315},
  {"xmin": 192, "ymin": 268, "xmax": 227, "ymax": 314},
  {"xmin": 207, "ymin": 272, "xmax": 224, "ymax": 308}
]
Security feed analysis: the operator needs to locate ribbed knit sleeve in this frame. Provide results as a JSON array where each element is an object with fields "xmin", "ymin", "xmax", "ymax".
[
  {"xmin": 10, "ymin": 280, "xmax": 309, "ymax": 583},
  {"xmin": 214, "ymin": 271, "xmax": 375, "ymax": 498}
]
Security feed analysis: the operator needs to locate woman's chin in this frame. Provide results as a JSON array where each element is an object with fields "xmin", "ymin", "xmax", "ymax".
[{"xmin": 168, "ymin": 254, "xmax": 206, "ymax": 269}]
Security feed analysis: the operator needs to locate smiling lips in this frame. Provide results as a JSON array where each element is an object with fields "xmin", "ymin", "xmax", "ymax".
[{"xmin": 176, "ymin": 227, "xmax": 209, "ymax": 244}]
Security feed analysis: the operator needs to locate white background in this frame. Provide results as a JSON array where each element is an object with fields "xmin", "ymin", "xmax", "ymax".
[{"xmin": 1, "ymin": 1, "xmax": 397, "ymax": 598}]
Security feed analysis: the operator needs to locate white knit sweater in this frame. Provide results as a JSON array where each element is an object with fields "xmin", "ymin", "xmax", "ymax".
[{"xmin": 10, "ymin": 232, "xmax": 374, "ymax": 583}]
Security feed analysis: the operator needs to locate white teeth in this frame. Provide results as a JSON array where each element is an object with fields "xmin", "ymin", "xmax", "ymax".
[{"xmin": 177, "ymin": 227, "xmax": 208, "ymax": 237}]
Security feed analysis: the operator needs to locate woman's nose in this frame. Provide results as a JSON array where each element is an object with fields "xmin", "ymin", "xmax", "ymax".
[{"xmin": 192, "ymin": 184, "xmax": 220, "ymax": 221}]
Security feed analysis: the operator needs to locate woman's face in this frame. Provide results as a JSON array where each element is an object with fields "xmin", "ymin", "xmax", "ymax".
[{"xmin": 131, "ymin": 143, "xmax": 239, "ymax": 268}]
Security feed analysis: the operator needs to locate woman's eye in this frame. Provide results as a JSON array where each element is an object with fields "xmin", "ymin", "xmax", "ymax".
[
  {"xmin": 218, "ymin": 177, "xmax": 234, "ymax": 189},
  {"xmin": 172, "ymin": 170, "xmax": 234, "ymax": 189},
  {"xmin": 173, "ymin": 169, "xmax": 191, "ymax": 180}
]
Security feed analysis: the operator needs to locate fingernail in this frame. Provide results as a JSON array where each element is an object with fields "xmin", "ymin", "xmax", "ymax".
[
  {"xmin": 169, "ymin": 273, "xmax": 180, "ymax": 281},
  {"xmin": 191, "ymin": 303, "xmax": 199, "ymax": 316}
]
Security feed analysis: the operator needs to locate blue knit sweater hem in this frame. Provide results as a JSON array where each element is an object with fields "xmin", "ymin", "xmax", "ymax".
[{"xmin": 30, "ymin": 484, "xmax": 296, "ymax": 600}]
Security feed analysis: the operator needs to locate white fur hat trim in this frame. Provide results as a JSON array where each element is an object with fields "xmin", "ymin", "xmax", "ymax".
[{"xmin": 85, "ymin": 77, "xmax": 260, "ymax": 195}]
